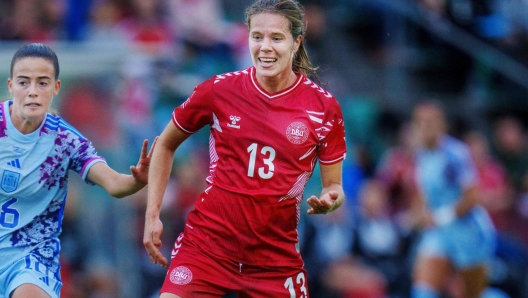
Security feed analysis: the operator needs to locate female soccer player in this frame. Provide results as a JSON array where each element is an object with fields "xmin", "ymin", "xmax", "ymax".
[
  {"xmin": 411, "ymin": 101, "xmax": 496, "ymax": 298},
  {"xmin": 0, "ymin": 43, "xmax": 156, "ymax": 298},
  {"xmin": 143, "ymin": 0, "xmax": 347, "ymax": 297}
]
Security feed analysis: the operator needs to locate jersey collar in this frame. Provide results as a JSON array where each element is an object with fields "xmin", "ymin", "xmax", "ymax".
[{"xmin": 249, "ymin": 67, "xmax": 303, "ymax": 99}]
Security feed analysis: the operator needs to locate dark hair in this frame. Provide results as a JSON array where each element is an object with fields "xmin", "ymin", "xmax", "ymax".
[
  {"xmin": 245, "ymin": 0, "xmax": 320, "ymax": 83},
  {"xmin": 10, "ymin": 43, "xmax": 60, "ymax": 80}
]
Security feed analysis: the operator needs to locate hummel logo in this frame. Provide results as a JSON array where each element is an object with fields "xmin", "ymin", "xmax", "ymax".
[
  {"xmin": 228, "ymin": 115, "xmax": 241, "ymax": 129},
  {"xmin": 7, "ymin": 159, "xmax": 21, "ymax": 169}
]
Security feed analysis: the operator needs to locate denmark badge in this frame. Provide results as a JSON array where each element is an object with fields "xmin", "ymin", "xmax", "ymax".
[
  {"xmin": 286, "ymin": 122, "xmax": 309, "ymax": 144},
  {"xmin": 1, "ymin": 170, "xmax": 20, "ymax": 193}
]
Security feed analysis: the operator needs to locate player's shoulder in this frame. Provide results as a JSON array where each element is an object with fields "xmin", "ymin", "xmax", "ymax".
[
  {"xmin": 209, "ymin": 68, "xmax": 251, "ymax": 86},
  {"xmin": 43, "ymin": 113, "xmax": 87, "ymax": 140},
  {"xmin": 443, "ymin": 135, "xmax": 467, "ymax": 149},
  {"xmin": 443, "ymin": 135, "xmax": 471, "ymax": 158},
  {"xmin": 193, "ymin": 68, "xmax": 250, "ymax": 96},
  {"xmin": 296, "ymin": 76, "xmax": 342, "ymax": 113},
  {"xmin": 298, "ymin": 76, "xmax": 333, "ymax": 97}
]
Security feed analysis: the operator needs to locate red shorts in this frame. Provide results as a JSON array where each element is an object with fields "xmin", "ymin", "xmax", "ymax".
[{"xmin": 160, "ymin": 233, "xmax": 310, "ymax": 298}]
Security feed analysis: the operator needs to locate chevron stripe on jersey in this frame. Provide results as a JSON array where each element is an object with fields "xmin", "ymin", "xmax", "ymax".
[{"xmin": 43, "ymin": 114, "xmax": 85, "ymax": 138}]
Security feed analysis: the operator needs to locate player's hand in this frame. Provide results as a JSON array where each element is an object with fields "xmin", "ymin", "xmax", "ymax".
[
  {"xmin": 143, "ymin": 216, "xmax": 168, "ymax": 268},
  {"xmin": 130, "ymin": 137, "xmax": 158, "ymax": 185},
  {"xmin": 307, "ymin": 191, "xmax": 339, "ymax": 214}
]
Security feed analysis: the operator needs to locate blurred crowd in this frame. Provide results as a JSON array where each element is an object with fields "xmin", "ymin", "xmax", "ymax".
[
  {"xmin": 303, "ymin": 116, "xmax": 528, "ymax": 298},
  {"xmin": 1, "ymin": 0, "xmax": 528, "ymax": 297}
]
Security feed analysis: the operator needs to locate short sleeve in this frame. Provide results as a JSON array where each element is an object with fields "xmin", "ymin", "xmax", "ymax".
[
  {"xmin": 317, "ymin": 98, "xmax": 347, "ymax": 165},
  {"xmin": 70, "ymin": 137, "xmax": 106, "ymax": 184},
  {"xmin": 172, "ymin": 78, "xmax": 215, "ymax": 134}
]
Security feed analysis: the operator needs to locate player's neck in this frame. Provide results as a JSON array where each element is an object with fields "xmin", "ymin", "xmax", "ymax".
[
  {"xmin": 424, "ymin": 138, "xmax": 440, "ymax": 150},
  {"xmin": 257, "ymin": 71, "xmax": 298, "ymax": 94},
  {"xmin": 9, "ymin": 105, "xmax": 43, "ymax": 135}
]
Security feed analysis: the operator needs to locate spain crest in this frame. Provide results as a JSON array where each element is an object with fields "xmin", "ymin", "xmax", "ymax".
[{"xmin": 1, "ymin": 170, "xmax": 20, "ymax": 193}]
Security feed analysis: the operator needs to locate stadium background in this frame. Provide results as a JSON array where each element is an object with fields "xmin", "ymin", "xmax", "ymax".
[{"xmin": 1, "ymin": 0, "xmax": 528, "ymax": 297}]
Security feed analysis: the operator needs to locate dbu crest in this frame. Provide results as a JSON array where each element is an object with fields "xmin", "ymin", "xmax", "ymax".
[
  {"xmin": 1, "ymin": 170, "xmax": 20, "ymax": 193},
  {"xmin": 286, "ymin": 122, "xmax": 309, "ymax": 144}
]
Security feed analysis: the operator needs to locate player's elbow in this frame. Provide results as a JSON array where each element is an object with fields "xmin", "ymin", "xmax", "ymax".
[
  {"xmin": 110, "ymin": 191, "xmax": 128, "ymax": 199},
  {"xmin": 101, "ymin": 177, "xmax": 129, "ymax": 199}
]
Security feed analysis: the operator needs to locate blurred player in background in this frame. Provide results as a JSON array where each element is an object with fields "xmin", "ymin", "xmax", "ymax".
[
  {"xmin": 0, "ymin": 43, "xmax": 156, "ymax": 298},
  {"xmin": 411, "ymin": 101, "xmax": 497, "ymax": 298},
  {"xmin": 142, "ymin": 0, "xmax": 347, "ymax": 297}
]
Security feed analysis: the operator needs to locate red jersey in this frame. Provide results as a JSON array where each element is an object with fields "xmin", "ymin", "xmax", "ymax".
[{"xmin": 172, "ymin": 67, "xmax": 347, "ymax": 267}]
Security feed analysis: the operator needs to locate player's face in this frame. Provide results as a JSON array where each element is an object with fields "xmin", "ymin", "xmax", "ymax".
[
  {"xmin": 249, "ymin": 13, "xmax": 301, "ymax": 85},
  {"xmin": 412, "ymin": 105, "xmax": 446, "ymax": 148},
  {"xmin": 8, "ymin": 57, "xmax": 60, "ymax": 127}
]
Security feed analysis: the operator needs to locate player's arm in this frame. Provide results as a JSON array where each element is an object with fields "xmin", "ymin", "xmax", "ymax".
[
  {"xmin": 144, "ymin": 121, "xmax": 190, "ymax": 267},
  {"xmin": 433, "ymin": 148, "xmax": 480, "ymax": 226},
  {"xmin": 432, "ymin": 184, "xmax": 479, "ymax": 226},
  {"xmin": 455, "ymin": 184, "xmax": 479, "ymax": 217},
  {"xmin": 87, "ymin": 138, "xmax": 157, "ymax": 198},
  {"xmin": 307, "ymin": 161, "xmax": 345, "ymax": 214}
]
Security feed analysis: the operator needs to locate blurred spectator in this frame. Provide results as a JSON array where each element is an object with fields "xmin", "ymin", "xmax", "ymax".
[
  {"xmin": 341, "ymin": 153, "xmax": 366, "ymax": 210},
  {"xmin": 115, "ymin": 54, "xmax": 160, "ymax": 163},
  {"xmin": 59, "ymin": 80, "xmax": 120, "ymax": 151},
  {"xmin": 114, "ymin": 0, "xmax": 175, "ymax": 56},
  {"xmin": 167, "ymin": 0, "xmax": 226, "ymax": 48},
  {"xmin": 342, "ymin": 0, "xmax": 390, "ymax": 63},
  {"xmin": 348, "ymin": 179, "xmax": 414, "ymax": 298},
  {"xmin": 415, "ymin": 0, "xmax": 507, "ymax": 40},
  {"xmin": 323, "ymin": 256, "xmax": 387, "ymax": 298},
  {"xmin": 166, "ymin": 0, "xmax": 237, "ymax": 75},
  {"xmin": 302, "ymin": 2, "xmax": 328, "ymax": 65},
  {"xmin": 41, "ymin": 0, "xmax": 67, "ymax": 38},
  {"xmin": 464, "ymin": 130, "xmax": 514, "ymax": 231},
  {"xmin": 0, "ymin": 0, "xmax": 66, "ymax": 41},
  {"xmin": 341, "ymin": 96, "xmax": 387, "ymax": 177},
  {"xmin": 300, "ymin": 199, "xmax": 357, "ymax": 297},
  {"xmin": 86, "ymin": 0, "xmax": 127, "ymax": 42},
  {"xmin": 376, "ymin": 122, "xmax": 421, "ymax": 228},
  {"xmin": 492, "ymin": 116, "xmax": 528, "ymax": 195},
  {"xmin": 492, "ymin": 116, "xmax": 528, "ymax": 251},
  {"xmin": 303, "ymin": 179, "xmax": 414, "ymax": 298},
  {"xmin": 64, "ymin": 0, "xmax": 91, "ymax": 40}
]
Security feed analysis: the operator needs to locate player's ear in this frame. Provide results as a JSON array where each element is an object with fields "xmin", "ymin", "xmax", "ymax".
[
  {"xmin": 294, "ymin": 35, "xmax": 302, "ymax": 53},
  {"xmin": 7, "ymin": 78, "xmax": 13, "ymax": 95},
  {"xmin": 53, "ymin": 80, "xmax": 61, "ymax": 96}
]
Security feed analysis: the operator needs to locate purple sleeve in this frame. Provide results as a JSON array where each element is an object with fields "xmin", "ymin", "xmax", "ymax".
[{"xmin": 70, "ymin": 136, "xmax": 106, "ymax": 184}]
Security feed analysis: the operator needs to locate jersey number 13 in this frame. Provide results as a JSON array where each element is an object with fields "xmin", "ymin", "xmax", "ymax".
[{"xmin": 247, "ymin": 143, "xmax": 276, "ymax": 179}]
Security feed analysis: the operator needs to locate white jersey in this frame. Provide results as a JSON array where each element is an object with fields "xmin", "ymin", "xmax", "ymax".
[{"xmin": 0, "ymin": 100, "xmax": 105, "ymax": 274}]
